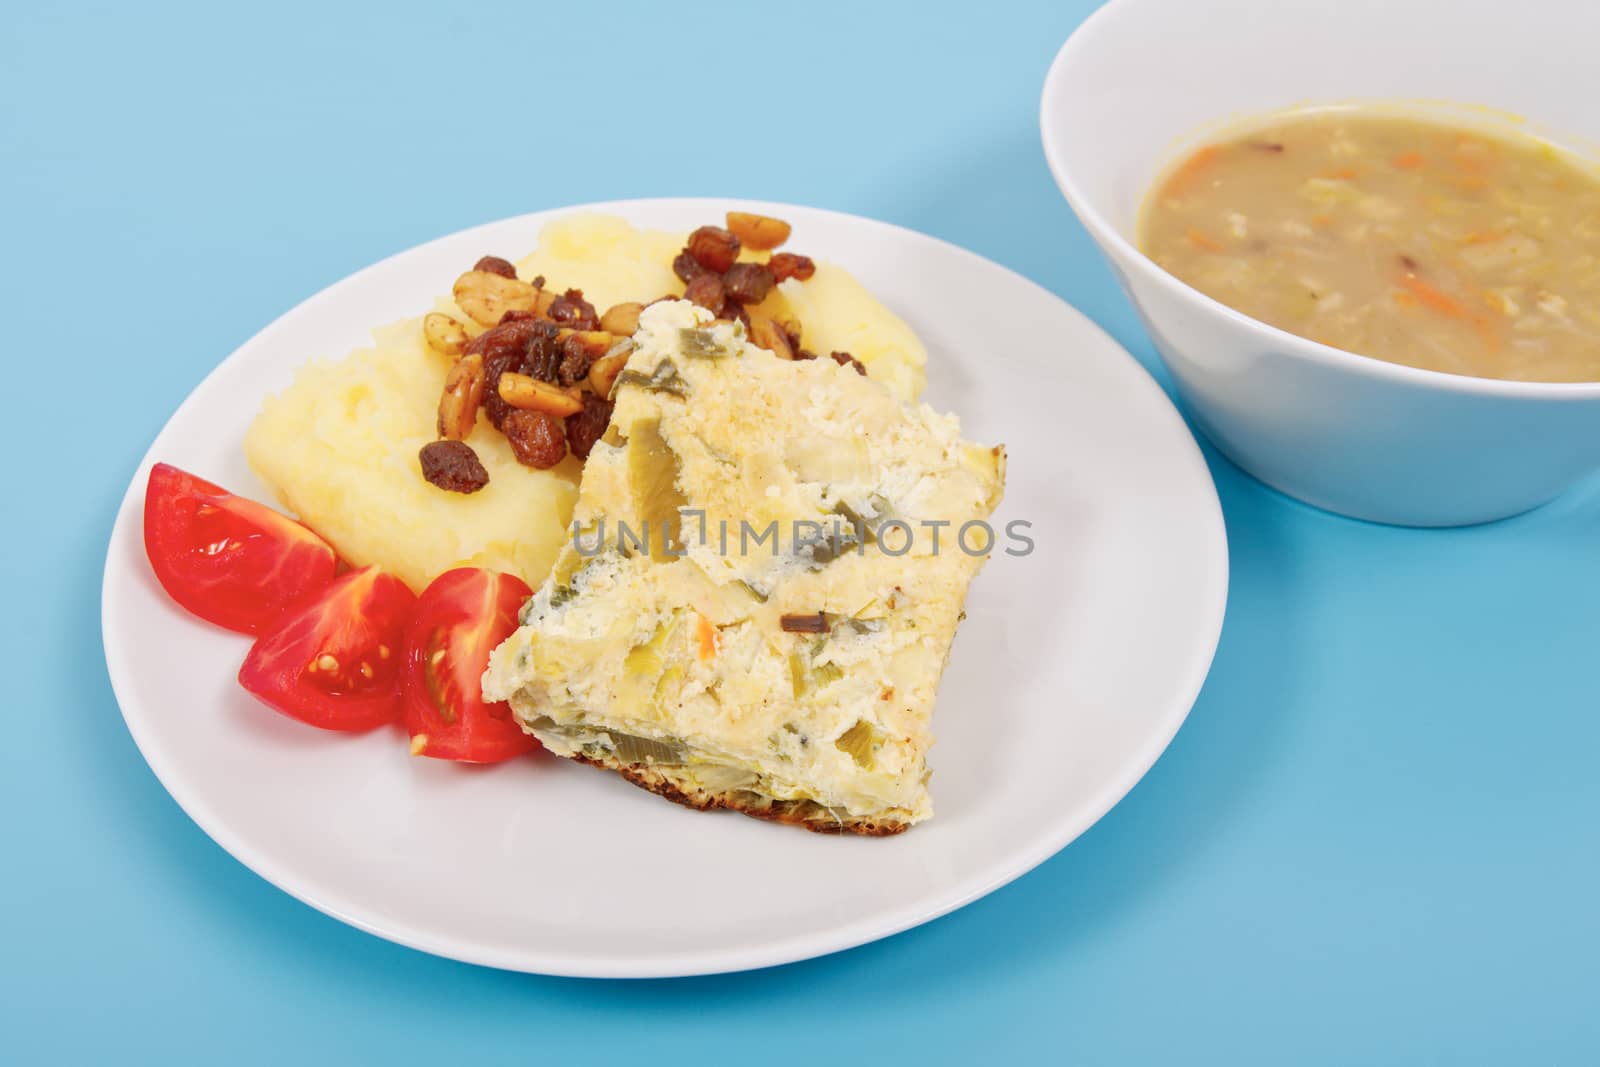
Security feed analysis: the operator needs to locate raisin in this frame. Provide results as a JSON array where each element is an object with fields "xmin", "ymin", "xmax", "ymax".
[
  {"xmin": 722, "ymin": 261, "xmax": 775, "ymax": 305},
  {"xmin": 524, "ymin": 323, "xmax": 563, "ymax": 382},
  {"xmin": 565, "ymin": 393, "xmax": 614, "ymax": 460},
  {"xmin": 768, "ymin": 252, "xmax": 816, "ymax": 283},
  {"xmin": 481, "ymin": 354, "xmax": 520, "ymax": 429},
  {"xmin": 686, "ymin": 226, "xmax": 740, "ymax": 273},
  {"xmin": 464, "ymin": 318, "xmax": 542, "ymax": 364},
  {"xmin": 795, "ymin": 348, "xmax": 819, "ymax": 361},
  {"xmin": 419, "ymin": 440, "xmax": 489, "ymax": 493},
  {"xmin": 557, "ymin": 334, "xmax": 598, "ymax": 386},
  {"xmin": 830, "ymin": 350, "xmax": 867, "ymax": 375},
  {"xmin": 718, "ymin": 300, "xmax": 752, "ymax": 332},
  {"xmin": 498, "ymin": 308, "xmax": 540, "ymax": 324},
  {"xmin": 548, "ymin": 288, "xmax": 599, "ymax": 330},
  {"xmin": 474, "ymin": 255, "xmax": 517, "ymax": 279},
  {"xmin": 672, "ymin": 250, "xmax": 709, "ymax": 284},
  {"xmin": 683, "ymin": 273, "xmax": 726, "ymax": 311},
  {"xmin": 502, "ymin": 410, "xmax": 567, "ymax": 469}
]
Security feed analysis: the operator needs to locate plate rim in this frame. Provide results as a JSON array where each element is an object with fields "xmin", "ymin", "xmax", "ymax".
[{"xmin": 100, "ymin": 197, "xmax": 1230, "ymax": 978}]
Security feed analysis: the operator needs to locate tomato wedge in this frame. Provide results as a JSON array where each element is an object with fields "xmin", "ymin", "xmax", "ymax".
[
  {"xmin": 239, "ymin": 566, "xmax": 417, "ymax": 731},
  {"xmin": 401, "ymin": 568, "xmax": 538, "ymax": 763},
  {"xmin": 143, "ymin": 462, "xmax": 338, "ymax": 635}
]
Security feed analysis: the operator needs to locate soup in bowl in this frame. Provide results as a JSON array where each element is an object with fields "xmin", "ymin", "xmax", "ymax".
[{"xmin": 1041, "ymin": 0, "xmax": 1600, "ymax": 525}]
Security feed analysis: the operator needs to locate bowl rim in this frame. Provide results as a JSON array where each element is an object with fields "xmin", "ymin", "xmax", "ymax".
[{"xmin": 1038, "ymin": 0, "xmax": 1600, "ymax": 402}]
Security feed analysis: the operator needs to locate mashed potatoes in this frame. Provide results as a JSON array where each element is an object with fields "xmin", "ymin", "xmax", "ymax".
[{"xmin": 246, "ymin": 214, "xmax": 928, "ymax": 592}]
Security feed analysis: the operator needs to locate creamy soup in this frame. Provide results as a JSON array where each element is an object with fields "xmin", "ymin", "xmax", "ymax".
[{"xmin": 1139, "ymin": 109, "xmax": 1600, "ymax": 382}]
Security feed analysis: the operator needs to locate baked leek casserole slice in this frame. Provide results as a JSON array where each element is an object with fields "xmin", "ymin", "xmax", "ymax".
[{"xmin": 482, "ymin": 301, "xmax": 1005, "ymax": 833}]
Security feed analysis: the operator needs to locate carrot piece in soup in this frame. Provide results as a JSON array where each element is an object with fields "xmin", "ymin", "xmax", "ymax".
[
  {"xmin": 1163, "ymin": 145, "xmax": 1220, "ymax": 198},
  {"xmin": 1185, "ymin": 228, "xmax": 1224, "ymax": 252},
  {"xmin": 1392, "ymin": 151, "xmax": 1426, "ymax": 170},
  {"xmin": 1400, "ymin": 273, "xmax": 1469, "ymax": 317}
]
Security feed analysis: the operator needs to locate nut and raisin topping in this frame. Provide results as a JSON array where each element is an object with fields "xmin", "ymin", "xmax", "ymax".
[{"xmin": 425, "ymin": 213, "xmax": 830, "ymax": 481}]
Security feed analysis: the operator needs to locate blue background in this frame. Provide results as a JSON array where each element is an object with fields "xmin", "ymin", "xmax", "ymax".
[{"xmin": 5, "ymin": 0, "xmax": 1597, "ymax": 1062}]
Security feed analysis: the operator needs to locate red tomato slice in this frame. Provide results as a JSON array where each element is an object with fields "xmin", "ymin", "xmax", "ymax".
[
  {"xmin": 402, "ymin": 568, "xmax": 539, "ymax": 763},
  {"xmin": 143, "ymin": 462, "xmax": 338, "ymax": 635},
  {"xmin": 239, "ymin": 566, "xmax": 417, "ymax": 731}
]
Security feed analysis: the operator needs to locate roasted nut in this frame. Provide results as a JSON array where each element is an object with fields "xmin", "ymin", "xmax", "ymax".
[
  {"xmin": 588, "ymin": 348, "xmax": 632, "ymax": 398},
  {"xmin": 498, "ymin": 372, "xmax": 585, "ymax": 417},
  {"xmin": 502, "ymin": 410, "xmax": 567, "ymax": 469},
  {"xmin": 599, "ymin": 301, "xmax": 644, "ymax": 336},
  {"xmin": 437, "ymin": 353, "xmax": 487, "ymax": 440},
  {"xmin": 723, "ymin": 262, "xmax": 775, "ymax": 305},
  {"xmin": 473, "ymin": 255, "xmax": 518, "ymax": 279},
  {"xmin": 683, "ymin": 273, "xmax": 725, "ymax": 311},
  {"xmin": 419, "ymin": 440, "xmax": 489, "ymax": 494},
  {"xmin": 453, "ymin": 270, "xmax": 544, "ymax": 327},
  {"xmin": 768, "ymin": 252, "xmax": 816, "ymax": 283},
  {"xmin": 565, "ymin": 393, "xmax": 614, "ymax": 460},
  {"xmin": 686, "ymin": 226, "xmax": 740, "ymax": 272},
  {"xmin": 423, "ymin": 312, "xmax": 470, "ymax": 358},
  {"xmin": 547, "ymin": 288, "xmax": 599, "ymax": 330},
  {"xmin": 726, "ymin": 211, "xmax": 791, "ymax": 251},
  {"xmin": 747, "ymin": 311, "xmax": 795, "ymax": 359}
]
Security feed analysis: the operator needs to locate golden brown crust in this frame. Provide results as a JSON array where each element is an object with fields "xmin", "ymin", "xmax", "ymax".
[{"xmin": 567, "ymin": 752, "xmax": 910, "ymax": 836}]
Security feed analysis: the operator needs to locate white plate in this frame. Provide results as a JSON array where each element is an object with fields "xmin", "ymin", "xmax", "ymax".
[{"xmin": 101, "ymin": 199, "xmax": 1228, "ymax": 978}]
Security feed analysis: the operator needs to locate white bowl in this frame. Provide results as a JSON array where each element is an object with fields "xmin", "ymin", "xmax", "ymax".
[{"xmin": 1041, "ymin": 0, "xmax": 1600, "ymax": 526}]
